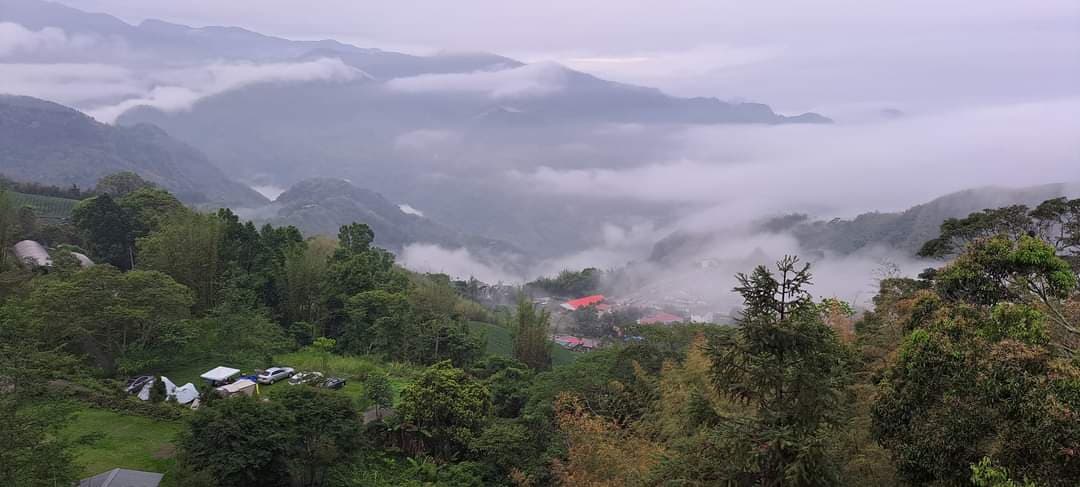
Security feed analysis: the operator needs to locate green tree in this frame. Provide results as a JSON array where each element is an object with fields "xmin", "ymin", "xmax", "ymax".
[
  {"xmin": 27, "ymin": 265, "xmax": 193, "ymax": 375},
  {"xmin": 1030, "ymin": 196, "xmax": 1080, "ymax": 253},
  {"xmin": 511, "ymin": 295, "xmax": 552, "ymax": 370},
  {"xmin": 283, "ymin": 237, "xmax": 334, "ymax": 328},
  {"xmin": 95, "ymin": 171, "xmax": 155, "ymax": 197},
  {"xmin": 708, "ymin": 256, "xmax": 854, "ymax": 486},
  {"xmin": 872, "ymin": 295, "xmax": 1080, "ymax": 485},
  {"xmin": 0, "ymin": 191, "xmax": 16, "ymax": 269},
  {"xmin": 188, "ymin": 302, "xmax": 292, "ymax": 367},
  {"xmin": 177, "ymin": 397, "xmax": 295, "ymax": 487},
  {"xmin": 137, "ymin": 211, "xmax": 222, "ymax": 312},
  {"xmin": 0, "ymin": 304, "xmax": 79, "ymax": 487},
  {"xmin": 935, "ymin": 235, "xmax": 1078, "ymax": 350},
  {"xmin": 149, "ymin": 376, "xmax": 166, "ymax": 403},
  {"xmin": 335, "ymin": 222, "xmax": 375, "ymax": 258},
  {"xmin": 363, "ymin": 373, "xmax": 394, "ymax": 419},
  {"xmin": 343, "ymin": 289, "xmax": 414, "ymax": 357},
  {"xmin": 275, "ymin": 386, "xmax": 363, "ymax": 487},
  {"xmin": 399, "ymin": 361, "xmax": 492, "ymax": 459},
  {"xmin": 971, "ymin": 457, "xmax": 1038, "ymax": 487},
  {"xmin": 918, "ymin": 205, "xmax": 1034, "ymax": 258},
  {"xmin": 118, "ymin": 187, "xmax": 186, "ymax": 238},
  {"xmin": 72, "ymin": 193, "xmax": 135, "ymax": 269},
  {"xmin": 323, "ymin": 224, "xmax": 408, "ymax": 338}
]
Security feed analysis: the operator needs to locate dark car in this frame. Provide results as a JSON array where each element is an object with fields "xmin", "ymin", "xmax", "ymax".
[
  {"xmin": 322, "ymin": 377, "xmax": 346, "ymax": 390},
  {"xmin": 124, "ymin": 375, "xmax": 153, "ymax": 394}
]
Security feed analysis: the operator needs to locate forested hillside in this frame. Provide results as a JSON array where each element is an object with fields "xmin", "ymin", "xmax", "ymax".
[
  {"xmin": 268, "ymin": 178, "xmax": 525, "ymax": 262},
  {"xmin": 3, "ymin": 178, "xmax": 1078, "ymax": 486},
  {"xmin": 0, "ymin": 95, "xmax": 267, "ymax": 207}
]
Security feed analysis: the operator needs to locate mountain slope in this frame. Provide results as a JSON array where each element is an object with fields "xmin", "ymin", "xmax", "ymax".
[
  {"xmin": 0, "ymin": 95, "xmax": 267, "ymax": 206},
  {"xmin": 650, "ymin": 183, "xmax": 1080, "ymax": 262},
  {"xmin": 265, "ymin": 178, "xmax": 526, "ymax": 267}
]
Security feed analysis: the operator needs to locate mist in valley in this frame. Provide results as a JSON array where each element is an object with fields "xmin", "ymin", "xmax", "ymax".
[{"xmin": 2, "ymin": 0, "xmax": 1078, "ymax": 313}]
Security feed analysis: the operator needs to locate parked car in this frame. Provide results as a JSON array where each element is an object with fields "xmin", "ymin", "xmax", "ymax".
[
  {"xmin": 322, "ymin": 377, "xmax": 347, "ymax": 390},
  {"xmin": 124, "ymin": 375, "xmax": 153, "ymax": 394},
  {"xmin": 256, "ymin": 366, "xmax": 295, "ymax": 384},
  {"xmin": 288, "ymin": 371, "xmax": 324, "ymax": 386}
]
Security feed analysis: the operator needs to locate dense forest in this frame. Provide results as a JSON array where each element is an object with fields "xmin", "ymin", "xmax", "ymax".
[{"xmin": 2, "ymin": 173, "xmax": 1079, "ymax": 486}]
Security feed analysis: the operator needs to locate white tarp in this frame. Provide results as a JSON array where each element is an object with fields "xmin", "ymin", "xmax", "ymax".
[
  {"xmin": 173, "ymin": 383, "xmax": 199, "ymax": 405},
  {"xmin": 217, "ymin": 379, "xmax": 256, "ymax": 397},
  {"xmin": 71, "ymin": 252, "xmax": 94, "ymax": 267},
  {"xmin": 137, "ymin": 379, "xmax": 153, "ymax": 401},
  {"xmin": 200, "ymin": 366, "xmax": 240, "ymax": 382},
  {"xmin": 161, "ymin": 376, "xmax": 178, "ymax": 397}
]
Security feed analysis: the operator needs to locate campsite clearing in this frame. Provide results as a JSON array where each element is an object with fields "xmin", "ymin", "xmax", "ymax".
[{"xmin": 62, "ymin": 407, "xmax": 181, "ymax": 486}]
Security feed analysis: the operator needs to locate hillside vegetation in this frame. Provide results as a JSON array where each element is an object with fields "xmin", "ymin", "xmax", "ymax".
[{"xmin": 3, "ymin": 181, "xmax": 1079, "ymax": 487}]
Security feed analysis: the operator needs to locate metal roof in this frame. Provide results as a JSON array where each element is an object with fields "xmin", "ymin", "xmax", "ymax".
[
  {"xmin": 79, "ymin": 468, "xmax": 163, "ymax": 487},
  {"xmin": 13, "ymin": 240, "xmax": 51, "ymax": 267}
]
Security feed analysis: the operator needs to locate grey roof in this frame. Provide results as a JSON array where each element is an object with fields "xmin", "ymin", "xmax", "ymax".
[
  {"xmin": 13, "ymin": 240, "xmax": 51, "ymax": 267},
  {"xmin": 79, "ymin": 468, "xmax": 163, "ymax": 487}
]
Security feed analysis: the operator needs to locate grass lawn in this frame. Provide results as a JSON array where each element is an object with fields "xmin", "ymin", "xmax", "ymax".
[
  {"xmin": 468, "ymin": 321, "xmax": 579, "ymax": 367},
  {"xmin": 62, "ymin": 407, "xmax": 182, "ymax": 484},
  {"xmin": 273, "ymin": 350, "xmax": 419, "ymax": 406}
]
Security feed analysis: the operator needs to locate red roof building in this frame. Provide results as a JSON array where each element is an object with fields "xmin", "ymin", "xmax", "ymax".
[
  {"xmin": 637, "ymin": 311, "xmax": 684, "ymax": 325},
  {"xmin": 560, "ymin": 294, "xmax": 605, "ymax": 311}
]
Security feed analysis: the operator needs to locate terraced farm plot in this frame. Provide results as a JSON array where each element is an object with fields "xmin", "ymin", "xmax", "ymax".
[{"xmin": 7, "ymin": 191, "xmax": 79, "ymax": 221}]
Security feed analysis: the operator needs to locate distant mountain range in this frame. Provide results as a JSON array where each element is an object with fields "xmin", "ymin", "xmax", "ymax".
[
  {"xmin": 0, "ymin": 95, "xmax": 267, "ymax": 207},
  {"xmin": 264, "ymin": 178, "xmax": 526, "ymax": 266},
  {"xmin": 0, "ymin": 0, "xmax": 830, "ymax": 257},
  {"xmin": 0, "ymin": 92, "xmax": 529, "ymax": 263},
  {"xmin": 649, "ymin": 183, "xmax": 1080, "ymax": 263}
]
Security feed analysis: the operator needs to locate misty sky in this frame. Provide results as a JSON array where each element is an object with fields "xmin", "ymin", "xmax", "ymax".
[{"xmin": 52, "ymin": 0, "xmax": 1080, "ymax": 116}]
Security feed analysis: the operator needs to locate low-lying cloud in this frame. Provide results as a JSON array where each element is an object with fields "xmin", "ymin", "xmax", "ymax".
[
  {"xmin": 0, "ymin": 22, "xmax": 127, "ymax": 60},
  {"xmin": 399, "ymin": 243, "xmax": 522, "ymax": 284},
  {"xmin": 395, "ymin": 98, "xmax": 1077, "ymax": 314},
  {"xmin": 85, "ymin": 58, "xmax": 364, "ymax": 123},
  {"xmin": 0, "ymin": 62, "xmax": 142, "ymax": 105},
  {"xmin": 385, "ymin": 62, "xmax": 567, "ymax": 99},
  {"xmin": 513, "ymin": 98, "xmax": 1080, "ymax": 218}
]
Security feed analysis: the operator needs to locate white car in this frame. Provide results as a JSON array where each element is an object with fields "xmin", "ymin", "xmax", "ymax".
[
  {"xmin": 256, "ymin": 366, "xmax": 295, "ymax": 384},
  {"xmin": 288, "ymin": 371, "xmax": 324, "ymax": 386}
]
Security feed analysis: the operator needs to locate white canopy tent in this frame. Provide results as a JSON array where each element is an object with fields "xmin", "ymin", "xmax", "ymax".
[{"xmin": 200, "ymin": 366, "xmax": 240, "ymax": 384}]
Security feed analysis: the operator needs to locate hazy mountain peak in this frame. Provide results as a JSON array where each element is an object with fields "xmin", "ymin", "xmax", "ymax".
[{"xmin": 0, "ymin": 95, "xmax": 268, "ymax": 207}]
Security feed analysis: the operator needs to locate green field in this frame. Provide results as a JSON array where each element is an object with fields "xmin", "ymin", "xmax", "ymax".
[
  {"xmin": 62, "ymin": 407, "xmax": 183, "ymax": 485},
  {"xmin": 272, "ymin": 350, "xmax": 419, "ymax": 405},
  {"xmin": 8, "ymin": 191, "xmax": 79, "ymax": 221},
  {"xmin": 157, "ymin": 350, "xmax": 420, "ymax": 409},
  {"xmin": 468, "ymin": 321, "xmax": 579, "ymax": 367}
]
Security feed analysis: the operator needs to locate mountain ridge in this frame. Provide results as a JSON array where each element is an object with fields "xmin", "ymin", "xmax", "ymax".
[{"xmin": 0, "ymin": 94, "xmax": 268, "ymax": 207}]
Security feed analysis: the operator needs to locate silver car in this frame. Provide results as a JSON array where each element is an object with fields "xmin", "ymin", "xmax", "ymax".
[{"xmin": 256, "ymin": 366, "xmax": 295, "ymax": 384}]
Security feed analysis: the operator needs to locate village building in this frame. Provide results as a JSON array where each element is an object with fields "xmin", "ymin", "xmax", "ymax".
[
  {"xmin": 637, "ymin": 311, "xmax": 684, "ymax": 325},
  {"xmin": 560, "ymin": 294, "xmax": 605, "ymax": 311},
  {"xmin": 79, "ymin": 468, "xmax": 163, "ymax": 487}
]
